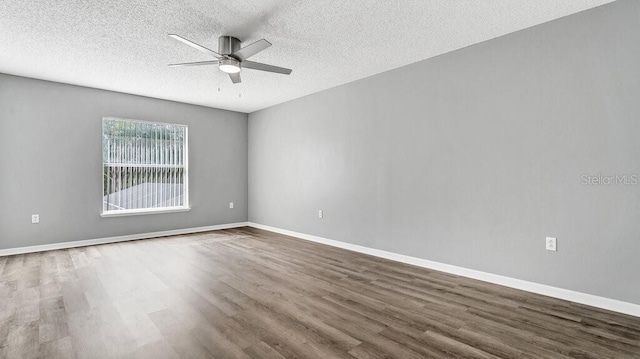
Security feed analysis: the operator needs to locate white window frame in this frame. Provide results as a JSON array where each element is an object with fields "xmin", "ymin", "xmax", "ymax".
[{"xmin": 100, "ymin": 117, "xmax": 190, "ymax": 217}]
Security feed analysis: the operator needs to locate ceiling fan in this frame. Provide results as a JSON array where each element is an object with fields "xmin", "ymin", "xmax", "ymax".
[{"xmin": 168, "ymin": 34, "xmax": 292, "ymax": 84}]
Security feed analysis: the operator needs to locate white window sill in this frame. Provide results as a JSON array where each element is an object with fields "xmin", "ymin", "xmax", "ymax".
[{"xmin": 101, "ymin": 207, "xmax": 191, "ymax": 218}]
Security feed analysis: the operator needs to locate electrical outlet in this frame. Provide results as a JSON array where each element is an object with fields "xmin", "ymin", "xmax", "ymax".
[
  {"xmin": 318, "ymin": 210, "xmax": 323, "ymax": 219},
  {"xmin": 229, "ymin": 202, "xmax": 234, "ymax": 209},
  {"xmin": 31, "ymin": 214, "xmax": 39, "ymax": 224},
  {"xmin": 546, "ymin": 237, "xmax": 557, "ymax": 251}
]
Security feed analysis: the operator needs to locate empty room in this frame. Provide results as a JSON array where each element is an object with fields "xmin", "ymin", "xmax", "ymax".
[{"xmin": 1, "ymin": 0, "xmax": 639, "ymax": 358}]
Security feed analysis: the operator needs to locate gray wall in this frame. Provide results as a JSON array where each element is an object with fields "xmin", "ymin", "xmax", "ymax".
[
  {"xmin": 249, "ymin": 0, "xmax": 640, "ymax": 304},
  {"xmin": 0, "ymin": 74, "xmax": 248, "ymax": 249}
]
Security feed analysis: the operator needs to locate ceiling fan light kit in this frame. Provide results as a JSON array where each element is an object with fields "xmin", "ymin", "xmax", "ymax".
[
  {"xmin": 168, "ymin": 34, "xmax": 292, "ymax": 84},
  {"xmin": 219, "ymin": 58, "xmax": 241, "ymax": 74}
]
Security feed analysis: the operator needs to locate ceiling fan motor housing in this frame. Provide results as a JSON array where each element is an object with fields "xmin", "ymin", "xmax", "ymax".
[{"xmin": 219, "ymin": 36, "xmax": 241, "ymax": 55}]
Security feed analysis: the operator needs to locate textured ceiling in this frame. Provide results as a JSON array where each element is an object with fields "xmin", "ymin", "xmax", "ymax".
[{"xmin": 0, "ymin": 0, "xmax": 614, "ymax": 113}]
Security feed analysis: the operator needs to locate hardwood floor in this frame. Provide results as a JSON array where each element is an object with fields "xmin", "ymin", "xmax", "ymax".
[{"xmin": 1, "ymin": 227, "xmax": 639, "ymax": 358}]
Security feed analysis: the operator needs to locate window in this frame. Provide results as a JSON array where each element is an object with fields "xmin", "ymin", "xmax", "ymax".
[{"xmin": 102, "ymin": 117, "xmax": 188, "ymax": 216}]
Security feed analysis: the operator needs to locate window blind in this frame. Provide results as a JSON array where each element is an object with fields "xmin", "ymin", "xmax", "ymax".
[{"xmin": 102, "ymin": 117, "xmax": 188, "ymax": 214}]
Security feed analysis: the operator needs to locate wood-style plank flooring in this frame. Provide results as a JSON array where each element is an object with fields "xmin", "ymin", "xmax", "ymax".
[{"xmin": 1, "ymin": 227, "xmax": 639, "ymax": 358}]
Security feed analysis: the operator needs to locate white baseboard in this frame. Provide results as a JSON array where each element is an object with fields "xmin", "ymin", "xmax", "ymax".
[
  {"xmin": 4, "ymin": 220, "xmax": 637, "ymax": 317},
  {"xmin": 247, "ymin": 222, "xmax": 640, "ymax": 318},
  {"xmin": 0, "ymin": 222, "xmax": 249, "ymax": 257}
]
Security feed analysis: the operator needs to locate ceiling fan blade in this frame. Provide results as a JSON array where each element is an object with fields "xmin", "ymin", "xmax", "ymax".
[
  {"xmin": 168, "ymin": 34, "xmax": 222, "ymax": 58},
  {"xmin": 229, "ymin": 72, "xmax": 241, "ymax": 84},
  {"xmin": 241, "ymin": 60, "xmax": 292, "ymax": 75},
  {"xmin": 232, "ymin": 39, "xmax": 271, "ymax": 61},
  {"xmin": 168, "ymin": 60, "xmax": 219, "ymax": 67}
]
